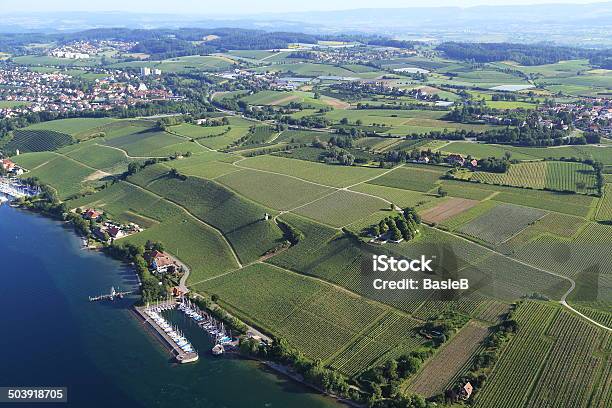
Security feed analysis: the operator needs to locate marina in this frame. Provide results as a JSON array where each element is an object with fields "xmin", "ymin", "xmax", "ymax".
[
  {"xmin": 134, "ymin": 301, "xmax": 199, "ymax": 364},
  {"xmin": 133, "ymin": 298, "xmax": 239, "ymax": 364}
]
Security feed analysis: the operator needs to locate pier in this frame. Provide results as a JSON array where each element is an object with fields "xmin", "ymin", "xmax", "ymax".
[
  {"xmin": 134, "ymin": 301, "xmax": 199, "ymax": 364},
  {"xmin": 89, "ymin": 286, "xmax": 134, "ymax": 301}
]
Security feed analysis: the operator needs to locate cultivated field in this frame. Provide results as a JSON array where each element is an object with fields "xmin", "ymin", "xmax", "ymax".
[
  {"xmin": 420, "ymin": 197, "xmax": 480, "ymax": 224},
  {"xmin": 458, "ymin": 203, "xmax": 547, "ymax": 245},
  {"xmin": 238, "ymin": 155, "xmax": 387, "ymax": 187},
  {"xmin": 6, "ymin": 129, "xmax": 73, "ymax": 153},
  {"xmin": 367, "ymin": 166, "xmax": 442, "ymax": 192},
  {"xmin": 217, "ymin": 169, "xmax": 335, "ymax": 210},
  {"xmin": 407, "ymin": 321, "xmax": 489, "ymax": 398}
]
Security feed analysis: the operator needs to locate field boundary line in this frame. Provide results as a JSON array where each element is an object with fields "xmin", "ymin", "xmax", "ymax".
[
  {"xmin": 124, "ymin": 180, "xmax": 244, "ymax": 269},
  {"xmin": 434, "ymin": 226, "xmax": 611, "ymax": 332},
  {"xmin": 96, "ymin": 143, "xmax": 168, "ymax": 159}
]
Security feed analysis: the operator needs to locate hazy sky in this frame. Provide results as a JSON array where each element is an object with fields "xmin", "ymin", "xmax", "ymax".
[{"xmin": 2, "ymin": 0, "xmax": 609, "ymax": 14}]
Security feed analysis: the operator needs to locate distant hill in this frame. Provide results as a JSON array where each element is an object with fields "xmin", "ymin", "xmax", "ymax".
[{"xmin": 2, "ymin": 3, "xmax": 612, "ymax": 46}]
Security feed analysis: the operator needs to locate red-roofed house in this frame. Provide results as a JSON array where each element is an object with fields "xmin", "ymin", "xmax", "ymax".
[
  {"xmin": 146, "ymin": 250, "xmax": 176, "ymax": 274},
  {"xmin": 107, "ymin": 225, "xmax": 124, "ymax": 239},
  {"xmin": 1, "ymin": 159, "xmax": 15, "ymax": 172},
  {"xmin": 83, "ymin": 208, "xmax": 102, "ymax": 221},
  {"xmin": 460, "ymin": 382, "xmax": 473, "ymax": 400}
]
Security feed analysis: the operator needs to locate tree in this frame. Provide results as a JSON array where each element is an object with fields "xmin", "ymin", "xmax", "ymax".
[{"xmin": 437, "ymin": 186, "xmax": 448, "ymax": 197}]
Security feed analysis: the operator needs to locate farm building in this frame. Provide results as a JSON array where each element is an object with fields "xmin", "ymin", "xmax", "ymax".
[{"xmin": 446, "ymin": 154, "xmax": 465, "ymax": 166}]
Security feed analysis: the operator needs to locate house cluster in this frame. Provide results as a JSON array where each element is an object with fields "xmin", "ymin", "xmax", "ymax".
[
  {"xmin": 145, "ymin": 249, "xmax": 180, "ymax": 275},
  {"xmin": 540, "ymin": 101, "xmax": 612, "ymax": 135},
  {"xmin": 288, "ymin": 45, "xmax": 416, "ymax": 66},
  {"xmin": 446, "ymin": 154, "xmax": 478, "ymax": 168},
  {"xmin": 0, "ymin": 158, "xmax": 24, "ymax": 175},
  {"xmin": 0, "ymin": 65, "xmax": 178, "ymax": 119},
  {"xmin": 81, "ymin": 208, "xmax": 143, "ymax": 242},
  {"xmin": 49, "ymin": 40, "xmax": 137, "ymax": 59}
]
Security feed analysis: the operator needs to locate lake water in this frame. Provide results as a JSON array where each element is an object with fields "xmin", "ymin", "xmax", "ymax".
[{"xmin": 0, "ymin": 204, "xmax": 339, "ymax": 408}]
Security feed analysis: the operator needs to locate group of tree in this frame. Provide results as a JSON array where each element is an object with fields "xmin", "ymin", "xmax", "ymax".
[
  {"xmin": 384, "ymin": 148, "xmax": 444, "ymax": 165},
  {"xmin": 365, "ymin": 207, "xmax": 421, "ymax": 241},
  {"xmin": 437, "ymin": 42, "xmax": 612, "ymax": 67},
  {"xmin": 478, "ymin": 156, "xmax": 511, "ymax": 173}
]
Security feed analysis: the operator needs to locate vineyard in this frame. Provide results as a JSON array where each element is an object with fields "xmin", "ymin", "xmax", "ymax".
[
  {"xmin": 329, "ymin": 312, "xmax": 425, "ymax": 377},
  {"xmin": 144, "ymin": 174, "xmax": 284, "ymax": 263},
  {"xmin": 514, "ymin": 222, "xmax": 612, "ymax": 281},
  {"xmin": 367, "ymin": 166, "xmax": 442, "ymax": 192},
  {"xmin": 470, "ymin": 161, "xmax": 597, "ymax": 194},
  {"xmin": 349, "ymin": 183, "xmax": 436, "ymax": 209},
  {"xmin": 294, "ymin": 189, "xmax": 386, "ymax": 227},
  {"xmin": 545, "ymin": 161, "xmax": 598, "ymax": 194},
  {"xmin": 103, "ymin": 128, "xmax": 186, "ymax": 157},
  {"xmin": 439, "ymin": 200, "xmax": 499, "ymax": 231},
  {"xmin": 458, "ymin": 203, "xmax": 547, "ymax": 245},
  {"xmin": 472, "ymin": 161, "xmax": 547, "ymax": 189},
  {"xmin": 473, "ymin": 302, "xmax": 559, "ymax": 408},
  {"xmin": 5, "ymin": 129, "xmax": 73, "ymax": 153},
  {"xmin": 596, "ymin": 184, "xmax": 612, "ymax": 222},
  {"xmin": 407, "ymin": 321, "xmax": 489, "ymax": 398},
  {"xmin": 217, "ymin": 169, "xmax": 334, "ymax": 211},
  {"xmin": 525, "ymin": 311, "xmax": 608, "ymax": 408},
  {"xmin": 22, "ymin": 156, "xmax": 93, "ymax": 199},
  {"xmin": 195, "ymin": 263, "xmax": 389, "ymax": 361},
  {"xmin": 240, "ymin": 154, "xmax": 386, "ymax": 187}
]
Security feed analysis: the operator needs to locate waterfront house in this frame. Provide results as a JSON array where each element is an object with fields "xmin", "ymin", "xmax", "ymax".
[
  {"xmin": 146, "ymin": 250, "xmax": 177, "ymax": 274},
  {"xmin": 1, "ymin": 159, "xmax": 15, "ymax": 172},
  {"xmin": 83, "ymin": 208, "xmax": 102, "ymax": 221}
]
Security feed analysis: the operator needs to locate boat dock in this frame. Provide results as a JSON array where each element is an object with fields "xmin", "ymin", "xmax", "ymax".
[
  {"xmin": 89, "ymin": 286, "xmax": 133, "ymax": 301},
  {"xmin": 134, "ymin": 301, "xmax": 199, "ymax": 364}
]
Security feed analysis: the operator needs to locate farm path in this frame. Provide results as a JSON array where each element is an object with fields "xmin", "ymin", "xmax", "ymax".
[
  {"xmin": 433, "ymin": 226, "xmax": 611, "ymax": 332},
  {"xmin": 125, "ymin": 180, "xmax": 244, "ymax": 270},
  {"xmin": 259, "ymin": 51, "xmax": 283, "ymax": 61},
  {"xmin": 95, "ymin": 143, "xmax": 168, "ymax": 159}
]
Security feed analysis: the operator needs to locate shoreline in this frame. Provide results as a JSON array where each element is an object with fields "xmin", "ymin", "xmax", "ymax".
[{"xmin": 5, "ymin": 202, "xmax": 355, "ymax": 407}]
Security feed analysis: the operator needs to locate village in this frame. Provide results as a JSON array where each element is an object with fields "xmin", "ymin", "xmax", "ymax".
[{"xmin": 0, "ymin": 64, "xmax": 179, "ymax": 119}]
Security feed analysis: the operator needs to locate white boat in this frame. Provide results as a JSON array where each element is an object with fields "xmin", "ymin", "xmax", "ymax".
[{"xmin": 212, "ymin": 344, "xmax": 224, "ymax": 355}]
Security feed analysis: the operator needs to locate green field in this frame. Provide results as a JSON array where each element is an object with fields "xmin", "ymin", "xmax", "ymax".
[
  {"xmin": 238, "ymin": 155, "xmax": 387, "ymax": 187},
  {"xmin": 194, "ymin": 263, "xmax": 388, "ymax": 361},
  {"xmin": 458, "ymin": 202, "xmax": 548, "ymax": 245},
  {"xmin": 136, "ymin": 169, "xmax": 284, "ymax": 263},
  {"xmin": 22, "ymin": 118, "xmax": 118, "ymax": 136},
  {"xmin": 367, "ymin": 166, "xmax": 442, "ymax": 192},
  {"xmin": 216, "ymin": 169, "xmax": 334, "ymax": 211},
  {"xmin": 5, "ymin": 129, "xmax": 73, "ymax": 153},
  {"xmin": 20, "ymin": 156, "xmax": 94, "ymax": 198}
]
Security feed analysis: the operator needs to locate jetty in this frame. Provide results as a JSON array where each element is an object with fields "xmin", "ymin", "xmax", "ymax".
[
  {"xmin": 134, "ymin": 300, "xmax": 199, "ymax": 364},
  {"xmin": 89, "ymin": 286, "xmax": 134, "ymax": 301}
]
